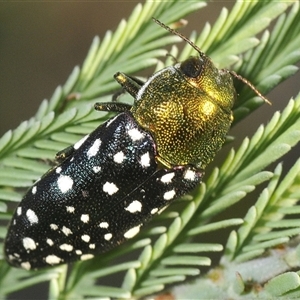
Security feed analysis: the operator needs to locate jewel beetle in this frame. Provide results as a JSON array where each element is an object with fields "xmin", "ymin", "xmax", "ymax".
[{"xmin": 4, "ymin": 19, "xmax": 269, "ymax": 270}]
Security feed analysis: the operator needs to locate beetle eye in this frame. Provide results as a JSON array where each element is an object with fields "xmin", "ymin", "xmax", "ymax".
[{"xmin": 180, "ymin": 57, "xmax": 203, "ymax": 78}]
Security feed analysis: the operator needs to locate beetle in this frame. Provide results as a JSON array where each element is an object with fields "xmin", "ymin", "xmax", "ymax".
[{"xmin": 4, "ymin": 19, "xmax": 268, "ymax": 270}]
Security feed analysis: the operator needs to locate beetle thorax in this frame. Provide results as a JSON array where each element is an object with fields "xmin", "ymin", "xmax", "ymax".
[{"xmin": 131, "ymin": 64, "xmax": 235, "ymax": 169}]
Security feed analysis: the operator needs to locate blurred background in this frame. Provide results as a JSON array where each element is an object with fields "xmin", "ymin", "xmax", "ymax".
[
  {"xmin": 1, "ymin": 2, "xmax": 298, "ymax": 138},
  {"xmin": 0, "ymin": 1, "xmax": 299, "ymax": 298}
]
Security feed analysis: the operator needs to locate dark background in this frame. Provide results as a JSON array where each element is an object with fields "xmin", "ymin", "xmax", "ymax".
[{"xmin": 1, "ymin": 2, "xmax": 299, "ymax": 299}]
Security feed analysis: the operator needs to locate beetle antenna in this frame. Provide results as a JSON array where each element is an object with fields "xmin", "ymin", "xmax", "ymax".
[
  {"xmin": 152, "ymin": 18, "xmax": 206, "ymax": 57},
  {"xmin": 229, "ymin": 71, "xmax": 272, "ymax": 105}
]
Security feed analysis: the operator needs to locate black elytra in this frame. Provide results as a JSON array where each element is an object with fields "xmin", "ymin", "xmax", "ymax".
[{"xmin": 5, "ymin": 112, "xmax": 202, "ymax": 270}]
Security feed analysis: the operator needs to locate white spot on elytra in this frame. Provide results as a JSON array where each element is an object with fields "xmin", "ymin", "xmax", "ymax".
[
  {"xmin": 99, "ymin": 222, "xmax": 109, "ymax": 228},
  {"xmin": 113, "ymin": 151, "xmax": 125, "ymax": 164},
  {"xmin": 56, "ymin": 167, "xmax": 62, "ymax": 174},
  {"xmin": 17, "ymin": 207, "xmax": 22, "ymax": 216},
  {"xmin": 125, "ymin": 200, "xmax": 142, "ymax": 213},
  {"xmin": 160, "ymin": 172, "xmax": 175, "ymax": 183},
  {"xmin": 8, "ymin": 255, "xmax": 15, "ymax": 261},
  {"xmin": 184, "ymin": 169, "xmax": 196, "ymax": 180},
  {"xmin": 66, "ymin": 206, "xmax": 75, "ymax": 213},
  {"xmin": 124, "ymin": 225, "xmax": 141, "ymax": 239},
  {"xmin": 62, "ymin": 226, "xmax": 73, "ymax": 236},
  {"xmin": 151, "ymin": 208, "xmax": 158, "ymax": 215},
  {"xmin": 103, "ymin": 182, "xmax": 119, "ymax": 195},
  {"xmin": 76, "ymin": 250, "xmax": 82, "ymax": 255},
  {"xmin": 23, "ymin": 237, "xmax": 37, "ymax": 250},
  {"xmin": 128, "ymin": 128, "xmax": 144, "ymax": 141},
  {"xmin": 57, "ymin": 175, "xmax": 73, "ymax": 193},
  {"xmin": 87, "ymin": 138, "xmax": 101, "ymax": 158},
  {"xmin": 47, "ymin": 239, "xmax": 54, "ymax": 246},
  {"xmin": 93, "ymin": 166, "xmax": 101, "ymax": 173},
  {"xmin": 104, "ymin": 233, "xmax": 112, "ymax": 241},
  {"xmin": 59, "ymin": 244, "xmax": 73, "ymax": 252},
  {"xmin": 163, "ymin": 189, "xmax": 176, "ymax": 200},
  {"xmin": 32, "ymin": 186, "xmax": 37, "ymax": 195},
  {"xmin": 140, "ymin": 152, "xmax": 150, "ymax": 168},
  {"xmin": 50, "ymin": 224, "xmax": 58, "ymax": 230},
  {"xmin": 81, "ymin": 234, "xmax": 90, "ymax": 243},
  {"xmin": 74, "ymin": 134, "xmax": 89, "ymax": 150},
  {"xmin": 89, "ymin": 244, "xmax": 95, "ymax": 249},
  {"xmin": 81, "ymin": 214, "xmax": 89, "ymax": 223},
  {"xmin": 80, "ymin": 254, "xmax": 94, "ymax": 261},
  {"xmin": 26, "ymin": 209, "xmax": 38, "ymax": 225},
  {"xmin": 45, "ymin": 255, "xmax": 62, "ymax": 265},
  {"xmin": 21, "ymin": 262, "xmax": 31, "ymax": 270}
]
